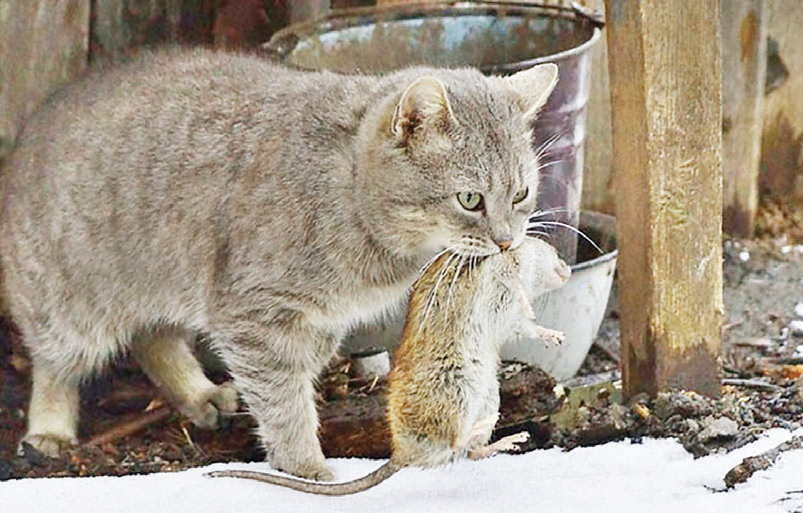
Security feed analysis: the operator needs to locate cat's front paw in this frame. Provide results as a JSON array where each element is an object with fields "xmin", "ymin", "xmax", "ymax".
[
  {"xmin": 20, "ymin": 433, "xmax": 77, "ymax": 459},
  {"xmin": 276, "ymin": 459, "xmax": 335, "ymax": 482},
  {"xmin": 181, "ymin": 382, "xmax": 239, "ymax": 429}
]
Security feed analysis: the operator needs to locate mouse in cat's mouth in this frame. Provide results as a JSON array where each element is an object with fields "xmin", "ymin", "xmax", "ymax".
[{"xmin": 208, "ymin": 237, "xmax": 570, "ymax": 495}]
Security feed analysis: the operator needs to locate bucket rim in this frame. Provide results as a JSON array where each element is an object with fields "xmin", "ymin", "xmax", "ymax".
[{"xmin": 263, "ymin": 1, "xmax": 604, "ymax": 73}]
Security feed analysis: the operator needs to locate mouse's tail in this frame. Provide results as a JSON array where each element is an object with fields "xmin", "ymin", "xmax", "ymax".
[{"xmin": 207, "ymin": 461, "xmax": 399, "ymax": 496}]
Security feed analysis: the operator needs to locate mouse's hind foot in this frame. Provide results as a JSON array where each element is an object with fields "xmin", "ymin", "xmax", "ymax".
[{"xmin": 468, "ymin": 431, "xmax": 530, "ymax": 460}]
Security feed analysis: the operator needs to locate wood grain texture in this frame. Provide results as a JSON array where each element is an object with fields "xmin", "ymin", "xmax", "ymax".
[
  {"xmin": 0, "ymin": 0, "xmax": 89, "ymax": 160},
  {"xmin": 760, "ymin": 0, "xmax": 803, "ymax": 204},
  {"xmin": 722, "ymin": 0, "xmax": 768, "ymax": 236},
  {"xmin": 605, "ymin": 0, "xmax": 724, "ymax": 398}
]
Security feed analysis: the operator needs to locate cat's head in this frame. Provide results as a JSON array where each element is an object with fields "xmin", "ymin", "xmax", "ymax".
[{"xmin": 355, "ymin": 64, "xmax": 558, "ymax": 262}]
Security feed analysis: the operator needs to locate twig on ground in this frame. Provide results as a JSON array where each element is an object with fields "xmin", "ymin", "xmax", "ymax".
[
  {"xmin": 724, "ymin": 435, "xmax": 803, "ymax": 488},
  {"xmin": 721, "ymin": 378, "xmax": 780, "ymax": 391},
  {"xmin": 592, "ymin": 342, "xmax": 621, "ymax": 365},
  {"xmin": 85, "ymin": 404, "xmax": 172, "ymax": 447},
  {"xmin": 722, "ymin": 318, "xmax": 745, "ymax": 333}
]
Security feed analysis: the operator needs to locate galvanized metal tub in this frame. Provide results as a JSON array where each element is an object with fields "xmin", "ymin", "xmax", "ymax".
[{"xmin": 265, "ymin": 2, "xmax": 603, "ymax": 263}]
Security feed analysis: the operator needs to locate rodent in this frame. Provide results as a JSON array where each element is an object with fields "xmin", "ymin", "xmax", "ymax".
[{"xmin": 207, "ymin": 237, "xmax": 570, "ymax": 494}]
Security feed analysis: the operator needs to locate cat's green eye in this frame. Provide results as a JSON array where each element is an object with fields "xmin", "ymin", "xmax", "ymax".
[
  {"xmin": 512, "ymin": 187, "xmax": 529, "ymax": 204},
  {"xmin": 457, "ymin": 192, "xmax": 483, "ymax": 211}
]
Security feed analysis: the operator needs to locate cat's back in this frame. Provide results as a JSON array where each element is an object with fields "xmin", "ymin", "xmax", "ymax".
[{"xmin": 3, "ymin": 48, "xmax": 360, "ymax": 193}]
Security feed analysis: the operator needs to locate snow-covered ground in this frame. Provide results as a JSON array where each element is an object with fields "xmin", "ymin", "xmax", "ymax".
[{"xmin": 3, "ymin": 429, "xmax": 802, "ymax": 513}]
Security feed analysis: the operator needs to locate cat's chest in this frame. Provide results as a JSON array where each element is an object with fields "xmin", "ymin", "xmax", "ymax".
[{"xmin": 306, "ymin": 279, "xmax": 413, "ymax": 333}]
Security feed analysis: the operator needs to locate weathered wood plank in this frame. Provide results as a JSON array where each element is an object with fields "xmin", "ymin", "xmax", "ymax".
[
  {"xmin": 722, "ymin": 0, "xmax": 768, "ymax": 236},
  {"xmin": 90, "ymin": 0, "xmax": 215, "ymax": 64},
  {"xmin": 760, "ymin": 0, "xmax": 803, "ymax": 205},
  {"xmin": 604, "ymin": 0, "xmax": 724, "ymax": 398},
  {"xmin": 0, "ymin": 0, "xmax": 90, "ymax": 159}
]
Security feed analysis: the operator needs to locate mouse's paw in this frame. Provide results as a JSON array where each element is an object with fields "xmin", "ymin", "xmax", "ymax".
[
  {"xmin": 494, "ymin": 431, "xmax": 530, "ymax": 452},
  {"xmin": 522, "ymin": 321, "xmax": 564, "ymax": 346},
  {"xmin": 538, "ymin": 328, "xmax": 564, "ymax": 347},
  {"xmin": 469, "ymin": 431, "xmax": 530, "ymax": 460}
]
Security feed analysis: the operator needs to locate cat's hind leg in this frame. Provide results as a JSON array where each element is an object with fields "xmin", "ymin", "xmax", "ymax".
[
  {"xmin": 23, "ymin": 359, "xmax": 80, "ymax": 457},
  {"xmin": 130, "ymin": 326, "xmax": 238, "ymax": 428}
]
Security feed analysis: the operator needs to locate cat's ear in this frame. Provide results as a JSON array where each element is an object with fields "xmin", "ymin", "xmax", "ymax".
[
  {"xmin": 503, "ymin": 63, "xmax": 559, "ymax": 120},
  {"xmin": 391, "ymin": 76, "xmax": 457, "ymax": 138}
]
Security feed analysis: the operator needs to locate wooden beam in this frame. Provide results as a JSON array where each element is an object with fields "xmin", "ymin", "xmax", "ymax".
[
  {"xmin": 604, "ymin": 0, "xmax": 724, "ymax": 398},
  {"xmin": 722, "ymin": 0, "xmax": 768, "ymax": 236}
]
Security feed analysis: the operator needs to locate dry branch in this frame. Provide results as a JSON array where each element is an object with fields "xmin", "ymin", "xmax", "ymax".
[
  {"xmin": 85, "ymin": 405, "xmax": 172, "ymax": 448},
  {"xmin": 724, "ymin": 434, "xmax": 803, "ymax": 488}
]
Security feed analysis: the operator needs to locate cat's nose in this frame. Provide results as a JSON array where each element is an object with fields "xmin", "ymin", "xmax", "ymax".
[{"xmin": 496, "ymin": 238, "xmax": 512, "ymax": 251}]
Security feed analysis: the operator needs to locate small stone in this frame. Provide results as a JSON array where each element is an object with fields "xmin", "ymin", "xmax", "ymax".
[
  {"xmin": 739, "ymin": 251, "xmax": 750, "ymax": 262},
  {"xmin": 790, "ymin": 320, "xmax": 803, "ymax": 337},
  {"xmin": 684, "ymin": 419, "xmax": 700, "ymax": 433},
  {"xmin": 698, "ymin": 416, "xmax": 738, "ymax": 442},
  {"xmin": 795, "ymin": 303, "xmax": 803, "ymax": 319}
]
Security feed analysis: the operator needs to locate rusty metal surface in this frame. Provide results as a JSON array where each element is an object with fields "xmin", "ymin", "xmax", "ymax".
[{"xmin": 266, "ymin": 2, "xmax": 602, "ymax": 263}]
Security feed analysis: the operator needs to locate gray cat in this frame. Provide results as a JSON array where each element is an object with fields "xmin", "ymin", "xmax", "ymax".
[{"xmin": 0, "ymin": 48, "xmax": 557, "ymax": 481}]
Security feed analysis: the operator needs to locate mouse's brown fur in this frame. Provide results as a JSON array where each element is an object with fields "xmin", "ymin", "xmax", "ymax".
[{"xmin": 208, "ymin": 237, "xmax": 570, "ymax": 494}]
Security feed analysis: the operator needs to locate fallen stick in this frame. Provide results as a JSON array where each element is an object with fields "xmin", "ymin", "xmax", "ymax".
[
  {"xmin": 721, "ymin": 378, "xmax": 780, "ymax": 391},
  {"xmin": 724, "ymin": 435, "xmax": 803, "ymax": 488},
  {"xmin": 85, "ymin": 405, "xmax": 173, "ymax": 448}
]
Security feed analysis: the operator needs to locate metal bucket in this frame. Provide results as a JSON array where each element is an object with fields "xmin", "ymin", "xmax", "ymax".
[{"xmin": 265, "ymin": 2, "xmax": 603, "ymax": 263}]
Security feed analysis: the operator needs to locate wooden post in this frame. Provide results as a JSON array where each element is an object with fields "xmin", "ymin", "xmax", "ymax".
[
  {"xmin": 722, "ymin": 0, "xmax": 768, "ymax": 237},
  {"xmin": 604, "ymin": 0, "xmax": 724, "ymax": 398}
]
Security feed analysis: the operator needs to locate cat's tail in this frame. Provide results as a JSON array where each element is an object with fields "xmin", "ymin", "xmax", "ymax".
[{"xmin": 206, "ymin": 461, "xmax": 399, "ymax": 496}]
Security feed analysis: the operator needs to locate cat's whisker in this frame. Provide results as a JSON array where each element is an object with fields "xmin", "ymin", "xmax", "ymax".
[
  {"xmin": 528, "ymin": 208, "xmax": 579, "ymax": 223},
  {"xmin": 419, "ymin": 252, "xmax": 459, "ymax": 333},
  {"xmin": 529, "ymin": 220, "xmax": 604, "ymax": 254},
  {"xmin": 418, "ymin": 246, "xmax": 455, "ymax": 276},
  {"xmin": 523, "ymin": 159, "xmax": 565, "ymax": 182},
  {"xmin": 534, "ymin": 133, "xmax": 561, "ymax": 161},
  {"xmin": 525, "ymin": 230, "xmax": 551, "ymax": 239},
  {"xmin": 536, "ymin": 159, "xmax": 566, "ymax": 171},
  {"xmin": 446, "ymin": 255, "xmax": 467, "ymax": 310}
]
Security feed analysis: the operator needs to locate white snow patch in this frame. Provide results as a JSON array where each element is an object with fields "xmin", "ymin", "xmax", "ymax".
[{"xmin": 2, "ymin": 430, "xmax": 802, "ymax": 513}]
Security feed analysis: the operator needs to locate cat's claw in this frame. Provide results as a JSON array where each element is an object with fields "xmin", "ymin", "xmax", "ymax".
[{"xmin": 181, "ymin": 382, "xmax": 239, "ymax": 429}]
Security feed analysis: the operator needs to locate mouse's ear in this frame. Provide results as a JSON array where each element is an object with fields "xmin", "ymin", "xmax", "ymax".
[
  {"xmin": 391, "ymin": 76, "xmax": 458, "ymax": 139},
  {"xmin": 503, "ymin": 63, "xmax": 559, "ymax": 121}
]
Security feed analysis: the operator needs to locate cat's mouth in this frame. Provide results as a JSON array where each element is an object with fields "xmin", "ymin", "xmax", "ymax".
[{"xmin": 451, "ymin": 236, "xmax": 499, "ymax": 258}]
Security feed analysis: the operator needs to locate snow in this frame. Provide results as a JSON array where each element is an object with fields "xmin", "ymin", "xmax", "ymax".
[{"xmin": 3, "ymin": 429, "xmax": 803, "ymax": 513}]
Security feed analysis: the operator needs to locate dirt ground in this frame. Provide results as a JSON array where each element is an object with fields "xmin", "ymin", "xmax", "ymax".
[{"xmin": 0, "ymin": 202, "xmax": 801, "ymax": 482}]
